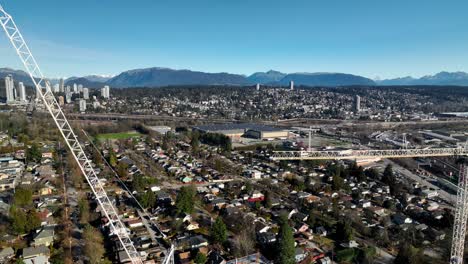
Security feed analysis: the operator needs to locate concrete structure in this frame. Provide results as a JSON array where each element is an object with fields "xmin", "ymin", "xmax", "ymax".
[
  {"xmin": 52, "ymin": 83, "xmax": 59, "ymax": 93},
  {"xmin": 354, "ymin": 95, "xmax": 361, "ymax": 112},
  {"xmin": 65, "ymin": 92, "xmax": 72, "ymax": 104},
  {"xmin": 58, "ymin": 96, "xmax": 64, "ymax": 106},
  {"xmin": 83, "ymin": 87, "xmax": 89, "ymax": 100},
  {"xmin": 148, "ymin": 126, "xmax": 172, "ymax": 135},
  {"xmin": 18, "ymin": 82, "xmax": 26, "ymax": 102},
  {"xmin": 194, "ymin": 123, "xmax": 289, "ymax": 140},
  {"xmin": 290, "ymin": 80, "xmax": 294, "ymax": 90},
  {"xmin": 73, "ymin": 83, "xmax": 77, "ymax": 93},
  {"xmin": 101, "ymin": 85, "xmax": 110, "ymax": 98},
  {"xmin": 78, "ymin": 84, "xmax": 83, "ymax": 93},
  {"xmin": 256, "ymin": 83, "xmax": 260, "ymax": 91},
  {"xmin": 79, "ymin": 99, "xmax": 86, "ymax": 112},
  {"xmin": 4, "ymin": 75, "xmax": 15, "ymax": 103},
  {"xmin": 59, "ymin": 78, "xmax": 64, "ymax": 93}
]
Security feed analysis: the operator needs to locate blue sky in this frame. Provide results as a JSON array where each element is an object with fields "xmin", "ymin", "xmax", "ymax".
[{"xmin": 1, "ymin": 0, "xmax": 468, "ymax": 79}]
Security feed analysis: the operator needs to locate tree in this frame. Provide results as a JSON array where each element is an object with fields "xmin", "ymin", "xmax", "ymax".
[
  {"xmin": 264, "ymin": 191, "xmax": 272, "ymax": 209},
  {"xmin": 10, "ymin": 207, "xmax": 27, "ymax": 234},
  {"xmin": 83, "ymin": 225, "xmax": 105, "ymax": 264},
  {"xmin": 332, "ymin": 175, "xmax": 344, "ymax": 191},
  {"xmin": 139, "ymin": 191, "xmax": 156, "ymax": 208},
  {"xmin": 78, "ymin": 198, "xmax": 90, "ymax": 224},
  {"xmin": 175, "ymin": 185, "xmax": 196, "ymax": 214},
  {"xmin": 232, "ymin": 229, "xmax": 256, "ymax": 257},
  {"xmin": 92, "ymin": 148, "xmax": 102, "ymax": 167},
  {"xmin": 211, "ymin": 217, "xmax": 227, "ymax": 244},
  {"xmin": 394, "ymin": 243, "xmax": 423, "ymax": 264},
  {"xmin": 116, "ymin": 162, "xmax": 128, "ymax": 178},
  {"xmin": 335, "ymin": 220, "xmax": 354, "ymax": 241},
  {"xmin": 383, "ymin": 164, "xmax": 393, "ymax": 183},
  {"xmin": 108, "ymin": 148, "xmax": 117, "ymax": 167},
  {"xmin": 191, "ymin": 131, "xmax": 200, "ymax": 153},
  {"xmin": 26, "ymin": 208, "xmax": 41, "ymax": 231},
  {"xmin": 365, "ymin": 168, "xmax": 379, "ymax": 179},
  {"xmin": 13, "ymin": 187, "xmax": 33, "ymax": 207},
  {"xmin": 26, "ymin": 143, "xmax": 42, "ymax": 163},
  {"xmin": 276, "ymin": 216, "xmax": 295, "ymax": 264},
  {"xmin": 9, "ymin": 207, "xmax": 40, "ymax": 234},
  {"xmin": 193, "ymin": 252, "xmax": 207, "ymax": 264}
]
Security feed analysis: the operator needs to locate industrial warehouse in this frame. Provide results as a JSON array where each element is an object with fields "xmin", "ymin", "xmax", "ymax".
[{"xmin": 193, "ymin": 123, "xmax": 289, "ymax": 141}]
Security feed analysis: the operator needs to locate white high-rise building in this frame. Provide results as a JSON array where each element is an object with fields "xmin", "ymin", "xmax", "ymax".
[
  {"xmin": 18, "ymin": 82, "xmax": 26, "ymax": 102},
  {"xmin": 5, "ymin": 75, "xmax": 15, "ymax": 103},
  {"xmin": 101, "ymin": 85, "xmax": 110, "ymax": 99},
  {"xmin": 53, "ymin": 83, "xmax": 60, "ymax": 93},
  {"xmin": 73, "ymin": 83, "xmax": 78, "ymax": 93},
  {"xmin": 290, "ymin": 81, "xmax": 294, "ymax": 91},
  {"xmin": 83, "ymin": 88, "xmax": 89, "ymax": 100},
  {"xmin": 79, "ymin": 99, "xmax": 86, "ymax": 112},
  {"xmin": 65, "ymin": 92, "xmax": 72, "ymax": 104},
  {"xmin": 59, "ymin": 78, "xmax": 65, "ymax": 93},
  {"xmin": 65, "ymin": 85, "xmax": 71, "ymax": 94},
  {"xmin": 78, "ymin": 84, "xmax": 83, "ymax": 93},
  {"xmin": 36, "ymin": 84, "xmax": 42, "ymax": 99},
  {"xmin": 256, "ymin": 83, "xmax": 260, "ymax": 91},
  {"xmin": 354, "ymin": 95, "xmax": 361, "ymax": 113}
]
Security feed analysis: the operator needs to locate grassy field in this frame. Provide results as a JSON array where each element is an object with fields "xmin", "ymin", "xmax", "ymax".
[{"xmin": 96, "ymin": 132, "xmax": 140, "ymax": 141}]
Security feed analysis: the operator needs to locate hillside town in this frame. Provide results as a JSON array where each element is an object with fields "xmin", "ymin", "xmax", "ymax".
[{"xmin": 0, "ymin": 93, "xmax": 464, "ymax": 263}]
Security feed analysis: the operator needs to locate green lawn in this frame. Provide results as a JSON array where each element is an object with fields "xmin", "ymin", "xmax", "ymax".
[{"xmin": 96, "ymin": 132, "xmax": 140, "ymax": 141}]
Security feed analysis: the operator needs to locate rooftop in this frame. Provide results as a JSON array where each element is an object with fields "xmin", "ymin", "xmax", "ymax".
[{"xmin": 194, "ymin": 123, "xmax": 285, "ymax": 133}]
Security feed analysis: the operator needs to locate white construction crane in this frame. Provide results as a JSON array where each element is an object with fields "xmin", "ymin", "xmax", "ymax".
[
  {"xmin": 273, "ymin": 147, "xmax": 468, "ymax": 264},
  {"xmin": 0, "ymin": 4, "xmax": 175, "ymax": 264}
]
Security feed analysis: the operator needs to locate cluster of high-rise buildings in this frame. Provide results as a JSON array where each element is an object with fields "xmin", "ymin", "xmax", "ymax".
[
  {"xmin": 101, "ymin": 85, "xmax": 110, "ymax": 99},
  {"xmin": 50, "ymin": 78, "xmax": 111, "ymax": 111},
  {"xmin": 4, "ymin": 75, "xmax": 27, "ymax": 104}
]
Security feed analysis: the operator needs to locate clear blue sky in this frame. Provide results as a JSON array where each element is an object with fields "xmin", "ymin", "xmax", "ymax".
[{"xmin": 1, "ymin": 0, "xmax": 468, "ymax": 79}]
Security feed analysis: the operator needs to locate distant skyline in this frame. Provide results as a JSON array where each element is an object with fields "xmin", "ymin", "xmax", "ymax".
[{"xmin": 1, "ymin": 1, "xmax": 468, "ymax": 79}]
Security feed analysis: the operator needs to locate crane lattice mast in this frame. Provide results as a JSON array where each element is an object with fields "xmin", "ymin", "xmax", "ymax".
[{"xmin": 0, "ymin": 4, "xmax": 142, "ymax": 264}]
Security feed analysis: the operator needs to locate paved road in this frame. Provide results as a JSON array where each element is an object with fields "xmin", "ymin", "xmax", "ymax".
[{"xmin": 385, "ymin": 160, "xmax": 456, "ymax": 205}]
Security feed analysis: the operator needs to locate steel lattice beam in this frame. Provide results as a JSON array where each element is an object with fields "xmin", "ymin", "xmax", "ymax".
[
  {"xmin": 272, "ymin": 147, "xmax": 468, "ymax": 160},
  {"xmin": 0, "ymin": 5, "xmax": 142, "ymax": 264}
]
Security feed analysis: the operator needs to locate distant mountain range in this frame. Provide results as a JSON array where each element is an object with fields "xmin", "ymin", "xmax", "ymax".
[
  {"xmin": 66, "ymin": 75, "xmax": 112, "ymax": 83},
  {"xmin": 64, "ymin": 77, "xmax": 106, "ymax": 89},
  {"xmin": 107, "ymin": 68, "xmax": 375, "ymax": 87},
  {"xmin": 107, "ymin": 67, "xmax": 249, "ymax": 87},
  {"xmin": 247, "ymin": 70, "xmax": 287, "ymax": 84},
  {"xmin": 3, "ymin": 67, "xmax": 468, "ymax": 88},
  {"xmin": 378, "ymin": 72, "xmax": 468, "ymax": 86}
]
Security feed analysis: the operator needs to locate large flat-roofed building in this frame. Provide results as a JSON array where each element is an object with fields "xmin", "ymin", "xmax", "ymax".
[{"xmin": 193, "ymin": 123, "xmax": 289, "ymax": 140}]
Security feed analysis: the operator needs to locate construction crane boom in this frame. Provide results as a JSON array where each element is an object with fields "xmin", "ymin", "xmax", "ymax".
[
  {"xmin": 0, "ymin": 5, "xmax": 142, "ymax": 264},
  {"xmin": 272, "ymin": 147, "xmax": 468, "ymax": 160}
]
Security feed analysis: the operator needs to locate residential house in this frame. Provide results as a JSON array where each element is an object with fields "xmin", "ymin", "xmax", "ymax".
[
  {"xmin": 0, "ymin": 247, "xmax": 14, "ymax": 262},
  {"xmin": 32, "ymin": 226, "xmax": 55, "ymax": 247}
]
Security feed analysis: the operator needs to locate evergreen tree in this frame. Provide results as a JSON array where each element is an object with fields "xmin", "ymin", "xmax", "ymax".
[
  {"xmin": 211, "ymin": 217, "xmax": 227, "ymax": 244},
  {"xmin": 335, "ymin": 220, "xmax": 354, "ymax": 241},
  {"xmin": 276, "ymin": 216, "xmax": 295, "ymax": 264},
  {"xmin": 175, "ymin": 185, "xmax": 196, "ymax": 214},
  {"xmin": 394, "ymin": 243, "xmax": 423, "ymax": 264},
  {"xmin": 26, "ymin": 143, "xmax": 42, "ymax": 163},
  {"xmin": 108, "ymin": 148, "xmax": 117, "ymax": 167},
  {"xmin": 194, "ymin": 252, "xmax": 207, "ymax": 264},
  {"xmin": 13, "ymin": 187, "xmax": 33, "ymax": 207}
]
